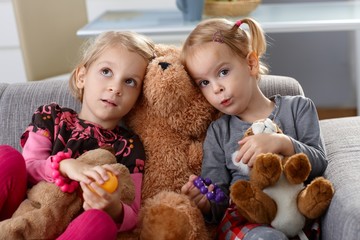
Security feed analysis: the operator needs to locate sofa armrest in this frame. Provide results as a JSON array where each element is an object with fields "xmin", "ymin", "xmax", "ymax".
[{"xmin": 320, "ymin": 116, "xmax": 360, "ymax": 240}]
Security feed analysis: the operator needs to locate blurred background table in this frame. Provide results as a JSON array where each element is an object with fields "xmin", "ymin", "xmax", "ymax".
[{"xmin": 77, "ymin": 1, "xmax": 360, "ymax": 43}]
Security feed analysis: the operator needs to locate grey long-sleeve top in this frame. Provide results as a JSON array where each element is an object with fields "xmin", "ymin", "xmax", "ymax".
[{"xmin": 201, "ymin": 95, "xmax": 328, "ymax": 224}]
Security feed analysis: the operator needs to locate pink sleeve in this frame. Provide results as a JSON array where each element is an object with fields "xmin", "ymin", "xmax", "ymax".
[
  {"xmin": 117, "ymin": 173, "xmax": 143, "ymax": 232},
  {"xmin": 22, "ymin": 131, "xmax": 54, "ymax": 184}
]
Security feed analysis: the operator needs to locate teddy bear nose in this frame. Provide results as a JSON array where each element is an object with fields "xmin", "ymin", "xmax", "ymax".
[{"xmin": 158, "ymin": 62, "xmax": 171, "ymax": 70}]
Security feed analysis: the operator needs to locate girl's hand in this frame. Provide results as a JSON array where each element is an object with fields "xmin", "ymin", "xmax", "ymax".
[
  {"xmin": 181, "ymin": 175, "xmax": 212, "ymax": 215},
  {"xmin": 235, "ymin": 133, "xmax": 294, "ymax": 167},
  {"xmin": 80, "ymin": 170, "xmax": 123, "ymax": 222},
  {"xmin": 60, "ymin": 159, "xmax": 119, "ymax": 185}
]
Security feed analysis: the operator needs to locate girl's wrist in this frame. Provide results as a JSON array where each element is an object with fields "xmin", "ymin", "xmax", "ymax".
[
  {"xmin": 278, "ymin": 134, "xmax": 295, "ymax": 156},
  {"xmin": 58, "ymin": 158, "xmax": 73, "ymax": 178},
  {"xmin": 51, "ymin": 152, "xmax": 79, "ymax": 193}
]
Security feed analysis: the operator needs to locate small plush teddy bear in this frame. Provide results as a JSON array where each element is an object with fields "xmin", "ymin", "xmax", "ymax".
[
  {"xmin": 0, "ymin": 148, "xmax": 135, "ymax": 240},
  {"xmin": 124, "ymin": 44, "xmax": 219, "ymax": 240},
  {"xmin": 230, "ymin": 118, "xmax": 334, "ymax": 237}
]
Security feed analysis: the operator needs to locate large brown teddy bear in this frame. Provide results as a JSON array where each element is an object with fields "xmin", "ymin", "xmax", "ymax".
[
  {"xmin": 0, "ymin": 148, "xmax": 135, "ymax": 240},
  {"xmin": 230, "ymin": 118, "xmax": 334, "ymax": 238},
  {"xmin": 123, "ymin": 44, "xmax": 219, "ymax": 240}
]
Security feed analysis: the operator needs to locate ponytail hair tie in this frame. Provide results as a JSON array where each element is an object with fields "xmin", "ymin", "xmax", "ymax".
[
  {"xmin": 213, "ymin": 30, "xmax": 224, "ymax": 43},
  {"xmin": 235, "ymin": 20, "xmax": 242, "ymax": 27}
]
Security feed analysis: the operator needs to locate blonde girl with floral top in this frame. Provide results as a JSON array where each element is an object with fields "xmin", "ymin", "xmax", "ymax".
[{"xmin": 0, "ymin": 31, "xmax": 155, "ymax": 239}]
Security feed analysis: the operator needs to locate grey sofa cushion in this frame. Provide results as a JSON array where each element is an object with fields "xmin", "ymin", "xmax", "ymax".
[
  {"xmin": 259, "ymin": 74, "xmax": 304, "ymax": 97},
  {"xmin": 0, "ymin": 83, "xmax": 9, "ymax": 97},
  {"xmin": 320, "ymin": 117, "xmax": 360, "ymax": 240},
  {"xmin": 0, "ymin": 78, "xmax": 80, "ymax": 151}
]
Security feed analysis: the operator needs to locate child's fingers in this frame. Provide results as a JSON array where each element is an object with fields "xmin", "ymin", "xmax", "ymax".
[
  {"xmin": 189, "ymin": 174, "xmax": 198, "ymax": 182},
  {"xmin": 247, "ymin": 154, "xmax": 258, "ymax": 168},
  {"xmin": 74, "ymin": 174, "xmax": 93, "ymax": 185},
  {"xmin": 102, "ymin": 164, "xmax": 120, "ymax": 176},
  {"xmin": 234, "ymin": 151, "xmax": 242, "ymax": 163},
  {"xmin": 235, "ymin": 145, "xmax": 246, "ymax": 163},
  {"xmin": 181, "ymin": 180, "xmax": 196, "ymax": 195},
  {"xmin": 83, "ymin": 201, "xmax": 91, "ymax": 211},
  {"xmin": 92, "ymin": 165, "xmax": 109, "ymax": 181},
  {"xmin": 82, "ymin": 166, "xmax": 108, "ymax": 184},
  {"xmin": 80, "ymin": 181, "xmax": 106, "ymax": 200},
  {"xmin": 80, "ymin": 181, "xmax": 90, "ymax": 193},
  {"xmin": 197, "ymin": 194, "xmax": 210, "ymax": 209},
  {"xmin": 181, "ymin": 175, "xmax": 199, "ymax": 195},
  {"xmin": 181, "ymin": 182, "xmax": 191, "ymax": 195}
]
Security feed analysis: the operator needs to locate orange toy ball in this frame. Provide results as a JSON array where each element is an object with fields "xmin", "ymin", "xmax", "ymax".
[{"xmin": 89, "ymin": 171, "xmax": 118, "ymax": 193}]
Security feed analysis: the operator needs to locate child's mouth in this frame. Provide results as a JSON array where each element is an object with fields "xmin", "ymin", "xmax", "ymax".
[
  {"xmin": 221, "ymin": 98, "xmax": 231, "ymax": 106},
  {"xmin": 102, "ymin": 99, "xmax": 117, "ymax": 107}
]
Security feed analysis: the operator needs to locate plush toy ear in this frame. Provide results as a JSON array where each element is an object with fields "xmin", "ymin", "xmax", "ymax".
[{"xmin": 252, "ymin": 121, "xmax": 266, "ymax": 134}]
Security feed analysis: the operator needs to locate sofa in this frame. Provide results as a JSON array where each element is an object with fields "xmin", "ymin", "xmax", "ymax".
[{"xmin": 0, "ymin": 75, "xmax": 359, "ymax": 240}]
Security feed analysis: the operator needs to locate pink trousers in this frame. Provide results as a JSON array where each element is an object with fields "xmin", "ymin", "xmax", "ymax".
[
  {"xmin": 0, "ymin": 145, "xmax": 27, "ymax": 220},
  {"xmin": 0, "ymin": 145, "xmax": 117, "ymax": 239},
  {"xmin": 58, "ymin": 209, "xmax": 118, "ymax": 240}
]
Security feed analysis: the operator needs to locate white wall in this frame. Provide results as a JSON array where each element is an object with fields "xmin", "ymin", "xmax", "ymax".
[
  {"xmin": 0, "ymin": 0, "xmax": 25, "ymax": 83},
  {"xmin": 0, "ymin": 0, "xmax": 176, "ymax": 84}
]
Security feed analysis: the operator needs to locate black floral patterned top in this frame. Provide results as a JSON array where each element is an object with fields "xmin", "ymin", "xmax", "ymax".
[{"xmin": 21, "ymin": 103, "xmax": 145, "ymax": 174}]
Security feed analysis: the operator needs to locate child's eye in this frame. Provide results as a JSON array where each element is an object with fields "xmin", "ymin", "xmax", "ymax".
[
  {"xmin": 125, "ymin": 78, "xmax": 136, "ymax": 87},
  {"xmin": 219, "ymin": 69, "xmax": 229, "ymax": 78},
  {"xmin": 198, "ymin": 80, "xmax": 209, "ymax": 88},
  {"xmin": 101, "ymin": 68, "xmax": 113, "ymax": 77}
]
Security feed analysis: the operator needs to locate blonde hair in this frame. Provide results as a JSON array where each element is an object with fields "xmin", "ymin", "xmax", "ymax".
[
  {"xmin": 69, "ymin": 31, "xmax": 155, "ymax": 101},
  {"xmin": 181, "ymin": 18, "xmax": 268, "ymax": 78}
]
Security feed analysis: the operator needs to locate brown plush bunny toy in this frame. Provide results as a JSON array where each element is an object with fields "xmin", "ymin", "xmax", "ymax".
[{"xmin": 230, "ymin": 118, "xmax": 334, "ymax": 238}]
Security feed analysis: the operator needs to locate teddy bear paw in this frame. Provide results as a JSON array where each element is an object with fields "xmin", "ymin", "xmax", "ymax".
[
  {"xmin": 230, "ymin": 180, "xmax": 277, "ymax": 224},
  {"xmin": 284, "ymin": 153, "xmax": 311, "ymax": 184},
  {"xmin": 139, "ymin": 191, "xmax": 210, "ymax": 240},
  {"xmin": 251, "ymin": 153, "xmax": 282, "ymax": 189},
  {"xmin": 297, "ymin": 177, "xmax": 334, "ymax": 219}
]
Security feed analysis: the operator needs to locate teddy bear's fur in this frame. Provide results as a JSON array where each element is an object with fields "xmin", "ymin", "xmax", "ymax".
[
  {"xmin": 123, "ymin": 44, "xmax": 219, "ymax": 240},
  {"xmin": 0, "ymin": 148, "xmax": 135, "ymax": 240},
  {"xmin": 230, "ymin": 119, "xmax": 334, "ymax": 237}
]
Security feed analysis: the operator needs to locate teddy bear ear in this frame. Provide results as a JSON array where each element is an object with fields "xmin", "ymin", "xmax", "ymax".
[
  {"xmin": 154, "ymin": 44, "xmax": 180, "ymax": 58},
  {"xmin": 153, "ymin": 44, "xmax": 167, "ymax": 57}
]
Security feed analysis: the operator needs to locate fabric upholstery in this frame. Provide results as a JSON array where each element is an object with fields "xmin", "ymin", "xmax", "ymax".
[
  {"xmin": 320, "ymin": 117, "xmax": 360, "ymax": 240},
  {"xmin": 0, "ymin": 83, "xmax": 9, "ymax": 98},
  {"xmin": 260, "ymin": 74, "xmax": 305, "ymax": 97},
  {"xmin": 0, "ymin": 78, "xmax": 80, "ymax": 151}
]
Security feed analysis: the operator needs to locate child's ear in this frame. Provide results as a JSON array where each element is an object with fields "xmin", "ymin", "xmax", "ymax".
[
  {"xmin": 75, "ymin": 66, "xmax": 86, "ymax": 89},
  {"xmin": 247, "ymin": 52, "xmax": 259, "ymax": 75}
]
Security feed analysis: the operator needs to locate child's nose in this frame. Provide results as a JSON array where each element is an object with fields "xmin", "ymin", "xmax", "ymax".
[
  {"xmin": 213, "ymin": 84, "xmax": 224, "ymax": 93},
  {"xmin": 108, "ymin": 86, "xmax": 122, "ymax": 96}
]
